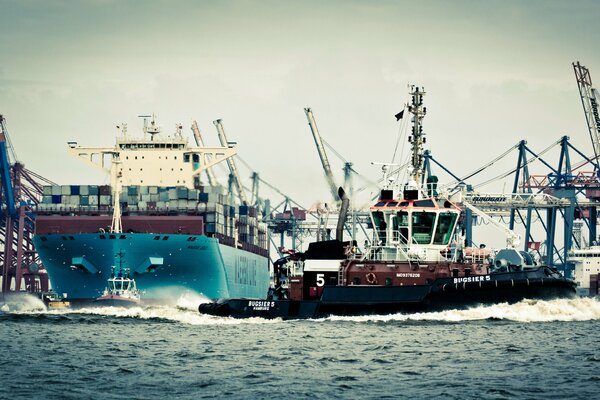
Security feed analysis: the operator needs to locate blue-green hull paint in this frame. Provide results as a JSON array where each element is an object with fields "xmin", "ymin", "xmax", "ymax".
[{"xmin": 32, "ymin": 233, "xmax": 270, "ymax": 300}]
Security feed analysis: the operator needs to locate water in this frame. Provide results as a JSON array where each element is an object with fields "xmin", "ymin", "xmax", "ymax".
[{"xmin": 1, "ymin": 295, "xmax": 600, "ymax": 399}]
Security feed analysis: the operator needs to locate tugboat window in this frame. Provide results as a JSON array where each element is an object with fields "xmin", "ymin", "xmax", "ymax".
[
  {"xmin": 412, "ymin": 211, "xmax": 436, "ymax": 244},
  {"xmin": 433, "ymin": 212, "xmax": 458, "ymax": 245}
]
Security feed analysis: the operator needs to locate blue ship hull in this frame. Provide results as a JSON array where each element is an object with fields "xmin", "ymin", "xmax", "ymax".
[{"xmin": 32, "ymin": 233, "xmax": 270, "ymax": 300}]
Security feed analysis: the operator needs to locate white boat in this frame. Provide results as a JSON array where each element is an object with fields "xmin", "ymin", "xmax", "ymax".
[
  {"xmin": 568, "ymin": 246, "xmax": 600, "ymax": 296},
  {"xmin": 95, "ymin": 266, "xmax": 142, "ymax": 307}
]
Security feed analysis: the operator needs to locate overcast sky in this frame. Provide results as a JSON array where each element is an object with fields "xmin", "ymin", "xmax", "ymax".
[{"xmin": 1, "ymin": 0, "xmax": 599, "ymax": 213}]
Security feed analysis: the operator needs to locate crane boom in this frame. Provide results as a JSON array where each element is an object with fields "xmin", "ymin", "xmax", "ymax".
[
  {"xmin": 304, "ymin": 107, "xmax": 338, "ymax": 202},
  {"xmin": 213, "ymin": 119, "xmax": 248, "ymax": 205},
  {"xmin": 191, "ymin": 120, "xmax": 217, "ymax": 186},
  {"xmin": 573, "ymin": 61, "xmax": 600, "ymax": 162}
]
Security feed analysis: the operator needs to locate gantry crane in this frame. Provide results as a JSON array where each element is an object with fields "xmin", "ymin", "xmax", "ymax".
[
  {"xmin": 191, "ymin": 120, "xmax": 218, "ymax": 186},
  {"xmin": 304, "ymin": 108, "xmax": 339, "ymax": 203},
  {"xmin": 213, "ymin": 119, "xmax": 248, "ymax": 205},
  {"xmin": 1, "ymin": 115, "xmax": 52, "ymax": 294},
  {"xmin": 573, "ymin": 61, "xmax": 600, "ymax": 163}
]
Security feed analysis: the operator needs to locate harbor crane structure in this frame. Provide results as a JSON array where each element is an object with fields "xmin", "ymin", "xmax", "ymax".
[
  {"xmin": 573, "ymin": 61, "xmax": 600, "ymax": 162},
  {"xmin": 213, "ymin": 119, "xmax": 248, "ymax": 205},
  {"xmin": 304, "ymin": 107, "xmax": 339, "ymax": 203},
  {"xmin": 0, "ymin": 115, "xmax": 53, "ymax": 294}
]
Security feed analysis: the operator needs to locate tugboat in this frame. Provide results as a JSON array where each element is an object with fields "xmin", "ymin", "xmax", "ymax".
[
  {"xmin": 199, "ymin": 86, "xmax": 576, "ymax": 319},
  {"xmin": 95, "ymin": 253, "xmax": 142, "ymax": 307},
  {"xmin": 40, "ymin": 291, "xmax": 71, "ymax": 309}
]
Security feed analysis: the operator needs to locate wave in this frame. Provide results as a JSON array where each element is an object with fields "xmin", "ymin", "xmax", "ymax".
[
  {"xmin": 322, "ymin": 297, "xmax": 600, "ymax": 323},
  {"xmin": 2, "ymin": 291, "xmax": 278, "ymax": 326},
  {"xmin": 4, "ymin": 294, "xmax": 599, "ymax": 325}
]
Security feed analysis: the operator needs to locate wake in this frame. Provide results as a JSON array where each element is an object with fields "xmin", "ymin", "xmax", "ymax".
[
  {"xmin": 4, "ymin": 294, "xmax": 600, "ymax": 325},
  {"xmin": 1, "ymin": 291, "xmax": 279, "ymax": 326},
  {"xmin": 323, "ymin": 297, "xmax": 600, "ymax": 323}
]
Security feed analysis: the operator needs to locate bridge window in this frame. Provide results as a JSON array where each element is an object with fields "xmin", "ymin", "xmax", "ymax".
[
  {"xmin": 412, "ymin": 211, "xmax": 436, "ymax": 244},
  {"xmin": 433, "ymin": 212, "xmax": 458, "ymax": 245},
  {"xmin": 414, "ymin": 199, "xmax": 435, "ymax": 208},
  {"xmin": 395, "ymin": 211, "xmax": 409, "ymax": 243}
]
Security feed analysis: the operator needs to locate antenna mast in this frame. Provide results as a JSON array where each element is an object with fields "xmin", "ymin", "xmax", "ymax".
[{"xmin": 407, "ymin": 85, "xmax": 427, "ymax": 183}]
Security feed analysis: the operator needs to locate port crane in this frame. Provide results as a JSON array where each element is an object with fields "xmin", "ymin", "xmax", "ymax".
[
  {"xmin": 0, "ymin": 115, "xmax": 52, "ymax": 294},
  {"xmin": 213, "ymin": 119, "xmax": 248, "ymax": 205},
  {"xmin": 573, "ymin": 61, "xmax": 600, "ymax": 163},
  {"xmin": 191, "ymin": 120, "xmax": 218, "ymax": 186},
  {"xmin": 304, "ymin": 108, "xmax": 339, "ymax": 203}
]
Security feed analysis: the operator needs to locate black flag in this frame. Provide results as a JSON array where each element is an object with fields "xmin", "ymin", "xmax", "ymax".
[{"xmin": 394, "ymin": 110, "xmax": 404, "ymax": 121}]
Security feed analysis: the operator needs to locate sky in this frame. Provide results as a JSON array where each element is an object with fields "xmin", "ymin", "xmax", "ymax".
[{"xmin": 1, "ymin": 0, "xmax": 599, "ymax": 224}]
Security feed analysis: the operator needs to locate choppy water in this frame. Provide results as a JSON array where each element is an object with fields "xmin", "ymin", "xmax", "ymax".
[{"xmin": 1, "ymin": 294, "xmax": 600, "ymax": 399}]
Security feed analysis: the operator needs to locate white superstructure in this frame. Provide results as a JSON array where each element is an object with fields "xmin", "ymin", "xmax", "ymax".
[
  {"xmin": 568, "ymin": 246, "xmax": 600, "ymax": 295},
  {"xmin": 67, "ymin": 115, "xmax": 237, "ymax": 189}
]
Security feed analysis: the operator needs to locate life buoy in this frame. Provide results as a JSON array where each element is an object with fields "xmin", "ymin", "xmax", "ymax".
[{"xmin": 366, "ymin": 272, "xmax": 378, "ymax": 285}]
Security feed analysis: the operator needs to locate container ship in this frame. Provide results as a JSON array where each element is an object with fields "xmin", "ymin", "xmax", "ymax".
[{"xmin": 32, "ymin": 116, "xmax": 270, "ymax": 301}]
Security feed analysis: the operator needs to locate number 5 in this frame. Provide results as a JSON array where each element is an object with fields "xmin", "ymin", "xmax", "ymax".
[{"xmin": 316, "ymin": 273, "xmax": 325, "ymax": 287}]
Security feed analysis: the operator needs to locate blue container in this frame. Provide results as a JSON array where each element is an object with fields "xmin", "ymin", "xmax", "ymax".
[
  {"xmin": 80, "ymin": 196, "xmax": 89, "ymax": 206},
  {"xmin": 89, "ymin": 186, "xmax": 99, "ymax": 195},
  {"xmin": 52, "ymin": 195, "xmax": 62, "ymax": 204},
  {"xmin": 70, "ymin": 185, "xmax": 80, "ymax": 195},
  {"xmin": 239, "ymin": 205, "xmax": 249, "ymax": 215},
  {"xmin": 205, "ymin": 223, "xmax": 216, "ymax": 233},
  {"xmin": 199, "ymin": 192, "xmax": 209, "ymax": 202}
]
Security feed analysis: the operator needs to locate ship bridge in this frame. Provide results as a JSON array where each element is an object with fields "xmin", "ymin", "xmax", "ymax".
[{"xmin": 369, "ymin": 198, "xmax": 460, "ymax": 262}]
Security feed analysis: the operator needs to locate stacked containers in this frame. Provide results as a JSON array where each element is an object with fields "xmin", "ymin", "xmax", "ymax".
[{"xmin": 37, "ymin": 184, "xmax": 268, "ymax": 250}]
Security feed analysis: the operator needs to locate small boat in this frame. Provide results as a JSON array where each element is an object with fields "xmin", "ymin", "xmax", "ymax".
[
  {"xmin": 95, "ymin": 266, "xmax": 142, "ymax": 307},
  {"xmin": 40, "ymin": 291, "xmax": 71, "ymax": 309}
]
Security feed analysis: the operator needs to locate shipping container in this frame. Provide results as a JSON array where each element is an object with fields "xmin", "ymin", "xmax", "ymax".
[{"xmin": 99, "ymin": 185, "xmax": 111, "ymax": 196}]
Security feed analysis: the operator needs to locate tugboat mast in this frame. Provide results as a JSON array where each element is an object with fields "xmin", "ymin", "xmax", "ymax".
[{"xmin": 408, "ymin": 85, "xmax": 427, "ymax": 184}]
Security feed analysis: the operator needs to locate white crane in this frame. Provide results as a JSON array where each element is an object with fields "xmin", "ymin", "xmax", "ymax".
[
  {"xmin": 191, "ymin": 120, "xmax": 218, "ymax": 186},
  {"xmin": 573, "ymin": 61, "xmax": 600, "ymax": 161},
  {"xmin": 304, "ymin": 108, "xmax": 339, "ymax": 202},
  {"xmin": 213, "ymin": 119, "xmax": 248, "ymax": 205}
]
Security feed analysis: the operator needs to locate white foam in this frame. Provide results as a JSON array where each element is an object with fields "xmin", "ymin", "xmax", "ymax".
[
  {"xmin": 322, "ymin": 297, "xmax": 600, "ymax": 323},
  {"xmin": 46, "ymin": 304, "xmax": 280, "ymax": 325},
  {"xmin": 0, "ymin": 294, "xmax": 46, "ymax": 313}
]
